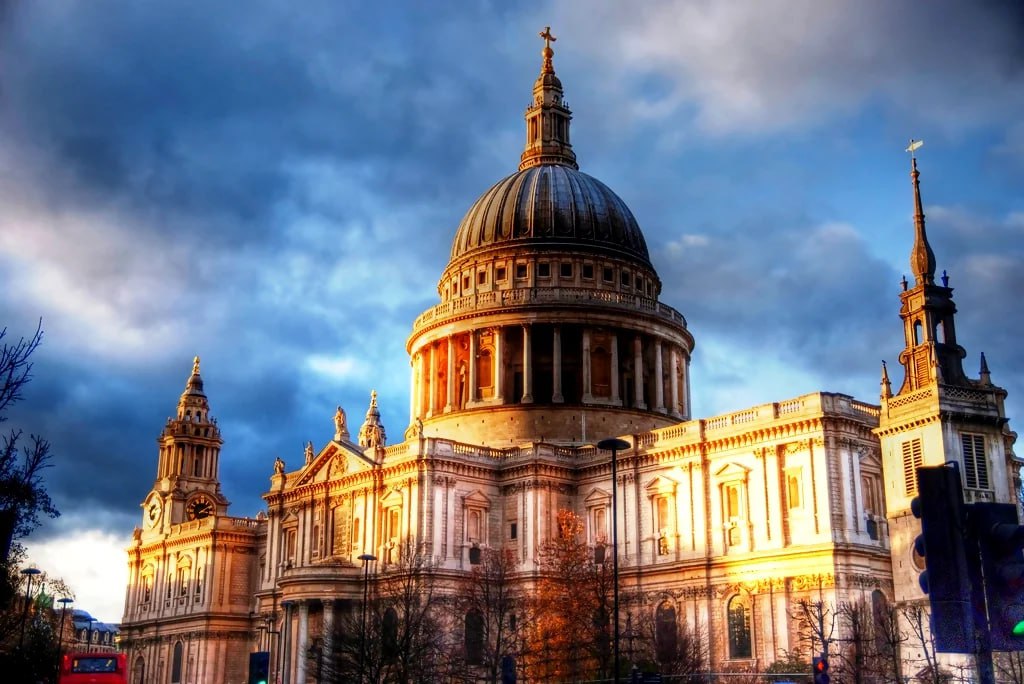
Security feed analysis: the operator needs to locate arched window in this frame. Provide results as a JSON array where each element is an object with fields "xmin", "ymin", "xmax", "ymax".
[
  {"xmin": 655, "ymin": 601, "xmax": 678, "ymax": 662},
  {"xmin": 872, "ymin": 590, "xmax": 891, "ymax": 654},
  {"xmin": 383, "ymin": 607, "xmax": 399, "ymax": 662},
  {"xmin": 133, "ymin": 655, "xmax": 145, "ymax": 684},
  {"xmin": 171, "ymin": 641, "xmax": 184, "ymax": 683},
  {"xmin": 465, "ymin": 609, "xmax": 484, "ymax": 665},
  {"xmin": 141, "ymin": 566, "xmax": 154, "ymax": 603},
  {"xmin": 591, "ymin": 346, "xmax": 611, "ymax": 398},
  {"xmin": 913, "ymin": 320, "xmax": 923, "ymax": 345},
  {"xmin": 727, "ymin": 595, "xmax": 753, "ymax": 659}
]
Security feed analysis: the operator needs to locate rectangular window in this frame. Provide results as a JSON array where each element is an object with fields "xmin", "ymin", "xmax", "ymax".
[
  {"xmin": 621, "ymin": 271, "xmax": 630, "ymax": 287},
  {"xmin": 463, "ymin": 275, "xmax": 470, "ymax": 291},
  {"xmin": 582, "ymin": 263, "xmax": 594, "ymax": 280},
  {"xmin": 962, "ymin": 433, "xmax": 989, "ymax": 489},
  {"xmin": 510, "ymin": 522, "xmax": 517, "ymax": 540},
  {"xmin": 515, "ymin": 264, "xmax": 528, "ymax": 279},
  {"xmin": 496, "ymin": 266, "xmax": 507, "ymax": 281},
  {"xmin": 603, "ymin": 266, "xmax": 614, "ymax": 283},
  {"xmin": 635, "ymin": 275, "xmax": 643, "ymax": 290},
  {"xmin": 560, "ymin": 262, "xmax": 573, "ymax": 278},
  {"xmin": 477, "ymin": 270, "xmax": 487, "ymax": 285},
  {"xmin": 786, "ymin": 470, "xmax": 802, "ymax": 509},
  {"xmin": 902, "ymin": 439, "xmax": 923, "ymax": 496},
  {"xmin": 537, "ymin": 262, "xmax": 551, "ymax": 278}
]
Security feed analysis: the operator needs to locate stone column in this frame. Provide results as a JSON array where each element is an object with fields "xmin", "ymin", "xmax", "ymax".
[
  {"xmin": 493, "ymin": 327, "xmax": 504, "ymax": 403},
  {"xmin": 610, "ymin": 333, "xmax": 621, "ymax": 405},
  {"xmin": 552, "ymin": 325, "xmax": 564, "ymax": 403},
  {"xmin": 654, "ymin": 339, "xmax": 665, "ymax": 412},
  {"xmin": 426, "ymin": 344, "xmax": 436, "ymax": 417},
  {"xmin": 322, "ymin": 599, "xmax": 335, "ymax": 660},
  {"xmin": 521, "ymin": 325, "xmax": 534, "ymax": 403},
  {"xmin": 633, "ymin": 336, "xmax": 646, "ymax": 409},
  {"xmin": 581, "ymin": 328, "xmax": 593, "ymax": 402},
  {"xmin": 468, "ymin": 331, "xmax": 478, "ymax": 405},
  {"xmin": 670, "ymin": 347, "xmax": 680, "ymax": 417},
  {"xmin": 407, "ymin": 356, "xmax": 419, "ymax": 419},
  {"xmin": 444, "ymin": 336, "xmax": 455, "ymax": 412},
  {"xmin": 296, "ymin": 601, "xmax": 309, "ymax": 684},
  {"xmin": 281, "ymin": 602, "xmax": 293, "ymax": 684},
  {"xmin": 683, "ymin": 355, "xmax": 691, "ymax": 419}
]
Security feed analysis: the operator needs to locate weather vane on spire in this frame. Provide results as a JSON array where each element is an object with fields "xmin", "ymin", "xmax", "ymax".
[
  {"xmin": 539, "ymin": 26, "xmax": 557, "ymax": 49},
  {"xmin": 905, "ymin": 138, "xmax": 923, "ymax": 162}
]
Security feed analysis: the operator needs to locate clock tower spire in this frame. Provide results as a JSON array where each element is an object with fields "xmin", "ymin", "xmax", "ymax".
[{"xmin": 144, "ymin": 357, "xmax": 226, "ymax": 530}]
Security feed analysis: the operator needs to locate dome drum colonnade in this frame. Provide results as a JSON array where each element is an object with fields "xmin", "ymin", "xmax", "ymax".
[{"xmin": 406, "ymin": 29, "xmax": 694, "ymax": 446}]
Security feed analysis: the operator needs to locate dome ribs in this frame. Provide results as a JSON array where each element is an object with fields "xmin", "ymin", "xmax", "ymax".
[{"xmin": 447, "ymin": 165, "xmax": 652, "ymax": 267}]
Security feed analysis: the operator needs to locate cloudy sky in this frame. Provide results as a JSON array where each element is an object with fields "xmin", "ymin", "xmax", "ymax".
[{"xmin": 2, "ymin": 1, "xmax": 1022, "ymax": 623}]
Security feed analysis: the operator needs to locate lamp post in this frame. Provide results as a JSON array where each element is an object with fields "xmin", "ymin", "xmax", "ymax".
[
  {"xmin": 86, "ymin": 618, "xmax": 96, "ymax": 653},
  {"xmin": 19, "ymin": 566, "xmax": 41, "ymax": 649},
  {"xmin": 55, "ymin": 597, "xmax": 73, "ymax": 681},
  {"xmin": 357, "ymin": 553, "xmax": 377, "ymax": 684},
  {"xmin": 598, "ymin": 437, "xmax": 630, "ymax": 684}
]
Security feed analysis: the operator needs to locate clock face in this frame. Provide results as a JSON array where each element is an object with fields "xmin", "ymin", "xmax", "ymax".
[
  {"xmin": 146, "ymin": 501, "xmax": 162, "ymax": 527},
  {"xmin": 186, "ymin": 495, "xmax": 214, "ymax": 521}
]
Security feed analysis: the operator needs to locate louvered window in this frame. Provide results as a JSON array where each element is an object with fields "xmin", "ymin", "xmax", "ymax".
[
  {"xmin": 902, "ymin": 439, "xmax": 923, "ymax": 496},
  {"xmin": 962, "ymin": 433, "xmax": 989, "ymax": 490},
  {"xmin": 914, "ymin": 352, "xmax": 930, "ymax": 384}
]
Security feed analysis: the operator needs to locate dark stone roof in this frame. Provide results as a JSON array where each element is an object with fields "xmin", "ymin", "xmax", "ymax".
[{"xmin": 449, "ymin": 164, "xmax": 651, "ymax": 267}]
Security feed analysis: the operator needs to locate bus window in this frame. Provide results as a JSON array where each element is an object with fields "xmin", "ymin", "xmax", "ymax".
[{"xmin": 60, "ymin": 652, "xmax": 127, "ymax": 683}]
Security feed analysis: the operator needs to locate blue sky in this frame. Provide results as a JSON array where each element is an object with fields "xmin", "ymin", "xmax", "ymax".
[{"xmin": 1, "ymin": 1, "xmax": 1022, "ymax": 622}]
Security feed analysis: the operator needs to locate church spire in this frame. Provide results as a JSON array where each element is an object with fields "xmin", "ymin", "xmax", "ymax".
[
  {"xmin": 907, "ymin": 140, "xmax": 936, "ymax": 286},
  {"xmin": 519, "ymin": 27, "xmax": 578, "ymax": 171},
  {"xmin": 177, "ymin": 355, "xmax": 210, "ymax": 421},
  {"xmin": 880, "ymin": 360, "xmax": 892, "ymax": 400}
]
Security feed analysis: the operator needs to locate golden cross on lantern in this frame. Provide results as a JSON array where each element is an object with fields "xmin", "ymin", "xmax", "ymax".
[{"xmin": 539, "ymin": 26, "xmax": 557, "ymax": 48}]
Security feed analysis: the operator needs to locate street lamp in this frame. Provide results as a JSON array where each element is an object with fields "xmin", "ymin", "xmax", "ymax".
[
  {"xmin": 86, "ymin": 618, "xmax": 96, "ymax": 653},
  {"xmin": 357, "ymin": 553, "xmax": 377, "ymax": 684},
  {"xmin": 55, "ymin": 597, "xmax": 73, "ymax": 678},
  {"xmin": 19, "ymin": 566, "xmax": 41, "ymax": 648},
  {"xmin": 597, "ymin": 437, "xmax": 630, "ymax": 684}
]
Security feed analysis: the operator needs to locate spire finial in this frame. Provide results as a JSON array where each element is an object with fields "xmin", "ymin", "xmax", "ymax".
[
  {"xmin": 880, "ymin": 360, "xmax": 893, "ymax": 400},
  {"xmin": 539, "ymin": 26, "xmax": 556, "ymax": 73},
  {"xmin": 980, "ymin": 352, "xmax": 992, "ymax": 385},
  {"xmin": 193, "ymin": 356, "xmax": 201, "ymax": 375},
  {"xmin": 905, "ymin": 139, "xmax": 936, "ymax": 286}
]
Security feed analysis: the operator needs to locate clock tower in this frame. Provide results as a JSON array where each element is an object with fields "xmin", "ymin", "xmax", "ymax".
[
  {"xmin": 122, "ymin": 358, "xmax": 264, "ymax": 684},
  {"xmin": 143, "ymin": 356, "xmax": 227, "ymax": 532}
]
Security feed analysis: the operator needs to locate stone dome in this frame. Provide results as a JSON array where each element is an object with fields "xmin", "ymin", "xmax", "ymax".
[{"xmin": 449, "ymin": 164, "xmax": 652, "ymax": 267}]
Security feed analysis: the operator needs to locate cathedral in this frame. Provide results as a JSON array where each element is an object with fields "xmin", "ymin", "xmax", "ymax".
[{"xmin": 119, "ymin": 32, "xmax": 1018, "ymax": 683}]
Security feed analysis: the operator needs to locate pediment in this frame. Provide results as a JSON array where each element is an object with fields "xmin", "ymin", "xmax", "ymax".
[
  {"xmin": 859, "ymin": 452, "xmax": 882, "ymax": 472},
  {"xmin": 293, "ymin": 440, "xmax": 376, "ymax": 487},
  {"xmin": 714, "ymin": 462, "xmax": 751, "ymax": 480},
  {"xmin": 584, "ymin": 487, "xmax": 611, "ymax": 504},
  {"xmin": 463, "ymin": 490, "xmax": 491, "ymax": 508},
  {"xmin": 644, "ymin": 474, "xmax": 682, "ymax": 494},
  {"xmin": 380, "ymin": 488, "xmax": 404, "ymax": 506}
]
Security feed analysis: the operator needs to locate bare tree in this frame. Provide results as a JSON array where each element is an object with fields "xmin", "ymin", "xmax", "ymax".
[
  {"xmin": 624, "ymin": 600, "xmax": 709, "ymax": 681},
  {"xmin": 453, "ymin": 547, "xmax": 523, "ymax": 683},
  {"xmin": 319, "ymin": 540, "xmax": 446, "ymax": 683},
  {"xmin": 792, "ymin": 598, "xmax": 839, "ymax": 662},
  {"xmin": 902, "ymin": 604, "xmax": 952, "ymax": 684},
  {"xmin": 0, "ymin": 321, "xmax": 57, "ymax": 564}
]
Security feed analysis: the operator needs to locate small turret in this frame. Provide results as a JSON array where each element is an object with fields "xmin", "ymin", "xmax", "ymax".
[
  {"xmin": 358, "ymin": 390, "xmax": 387, "ymax": 448},
  {"xmin": 880, "ymin": 361, "xmax": 893, "ymax": 400},
  {"xmin": 980, "ymin": 352, "xmax": 992, "ymax": 386}
]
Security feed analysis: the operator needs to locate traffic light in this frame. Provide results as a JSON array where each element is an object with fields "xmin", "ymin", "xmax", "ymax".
[
  {"xmin": 248, "ymin": 651, "xmax": 270, "ymax": 684},
  {"xmin": 812, "ymin": 655, "xmax": 829, "ymax": 684},
  {"xmin": 973, "ymin": 502, "xmax": 1024, "ymax": 651},
  {"xmin": 911, "ymin": 464, "xmax": 975, "ymax": 652}
]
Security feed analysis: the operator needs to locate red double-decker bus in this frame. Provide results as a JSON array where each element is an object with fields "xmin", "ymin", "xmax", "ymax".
[{"xmin": 58, "ymin": 652, "xmax": 127, "ymax": 684}]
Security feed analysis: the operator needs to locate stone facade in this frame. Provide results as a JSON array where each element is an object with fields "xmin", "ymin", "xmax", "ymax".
[{"xmin": 120, "ymin": 35, "xmax": 1017, "ymax": 684}]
